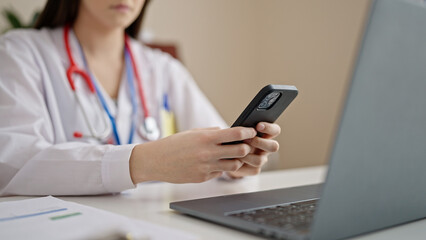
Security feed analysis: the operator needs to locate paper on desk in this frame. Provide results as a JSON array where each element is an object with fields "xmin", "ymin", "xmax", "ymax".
[{"xmin": 0, "ymin": 196, "xmax": 197, "ymax": 240}]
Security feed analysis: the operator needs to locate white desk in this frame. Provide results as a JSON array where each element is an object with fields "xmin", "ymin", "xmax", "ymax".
[{"xmin": 1, "ymin": 166, "xmax": 425, "ymax": 239}]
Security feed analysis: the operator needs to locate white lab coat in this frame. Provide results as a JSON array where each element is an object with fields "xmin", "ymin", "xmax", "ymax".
[{"xmin": 0, "ymin": 28, "xmax": 227, "ymax": 196}]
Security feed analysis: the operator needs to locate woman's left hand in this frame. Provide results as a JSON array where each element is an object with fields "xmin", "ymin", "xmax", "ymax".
[{"xmin": 226, "ymin": 122, "xmax": 281, "ymax": 178}]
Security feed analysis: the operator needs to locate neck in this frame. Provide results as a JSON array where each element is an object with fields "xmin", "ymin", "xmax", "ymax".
[{"xmin": 73, "ymin": 11, "xmax": 124, "ymax": 59}]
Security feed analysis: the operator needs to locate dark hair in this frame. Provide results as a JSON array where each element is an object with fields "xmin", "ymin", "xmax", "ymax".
[{"xmin": 34, "ymin": 0, "xmax": 151, "ymax": 38}]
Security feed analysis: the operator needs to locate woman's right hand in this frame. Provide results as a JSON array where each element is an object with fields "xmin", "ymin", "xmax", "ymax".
[{"xmin": 129, "ymin": 127, "xmax": 256, "ymax": 184}]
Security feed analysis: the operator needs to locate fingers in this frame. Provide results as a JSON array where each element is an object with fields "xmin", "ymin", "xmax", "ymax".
[
  {"xmin": 215, "ymin": 127, "xmax": 256, "ymax": 144},
  {"xmin": 240, "ymin": 153, "xmax": 268, "ymax": 167},
  {"xmin": 246, "ymin": 137, "xmax": 279, "ymax": 153},
  {"xmin": 256, "ymin": 122, "xmax": 281, "ymax": 139},
  {"xmin": 227, "ymin": 164, "xmax": 262, "ymax": 177},
  {"xmin": 214, "ymin": 159, "xmax": 244, "ymax": 172},
  {"xmin": 214, "ymin": 143, "xmax": 252, "ymax": 159}
]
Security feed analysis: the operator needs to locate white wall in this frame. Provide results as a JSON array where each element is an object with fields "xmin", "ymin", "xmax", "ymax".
[
  {"xmin": 143, "ymin": 0, "xmax": 261, "ymax": 121},
  {"xmin": 254, "ymin": 1, "xmax": 370, "ymax": 169}
]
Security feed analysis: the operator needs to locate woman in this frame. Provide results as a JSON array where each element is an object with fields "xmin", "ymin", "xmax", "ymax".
[{"xmin": 0, "ymin": 0, "xmax": 280, "ymax": 196}]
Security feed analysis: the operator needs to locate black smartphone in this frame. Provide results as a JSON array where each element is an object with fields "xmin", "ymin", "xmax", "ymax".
[
  {"xmin": 231, "ymin": 84, "xmax": 298, "ymax": 128},
  {"xmin": 223, "ymin": 85, "xmax": 298, "ymax": 144}
]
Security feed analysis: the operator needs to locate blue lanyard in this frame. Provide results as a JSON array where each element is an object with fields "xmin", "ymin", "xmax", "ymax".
[
  {"xmin": 78, "ymin": 45, "xmax": 137, "ymax": 145},
  {"xmin": 124, "ymin": 50, "xmax": 137, "ymax": 144}
]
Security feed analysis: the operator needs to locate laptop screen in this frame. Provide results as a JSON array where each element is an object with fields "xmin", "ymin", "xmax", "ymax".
[{"xmin": 311, "ymin": 0, "xmax": 426, "ymax": 239}]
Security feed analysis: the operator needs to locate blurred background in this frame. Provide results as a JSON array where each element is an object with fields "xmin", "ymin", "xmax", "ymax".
[{"xmin": 0, "ymin": 0, "xmax": 371, "ymax": 170}]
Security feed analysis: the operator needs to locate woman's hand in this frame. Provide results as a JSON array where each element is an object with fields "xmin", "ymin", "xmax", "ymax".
[
  {"xmin": 226, "ymin": 122, "xmax": 281, "ymax": 178},
  {"xmin": 129, "ymin": 127, "xmax": 256, "ymax": 184}
]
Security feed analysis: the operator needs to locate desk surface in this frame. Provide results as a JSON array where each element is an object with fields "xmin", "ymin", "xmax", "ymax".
[{"xmin": 1, "ymin": 166, "xmax": 425, "ymax": 240}]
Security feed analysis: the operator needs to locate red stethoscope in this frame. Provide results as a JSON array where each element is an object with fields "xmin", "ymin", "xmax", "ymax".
[{"xmin": 64, "ymin": 25, "xmax": 160, "ymax": 144}]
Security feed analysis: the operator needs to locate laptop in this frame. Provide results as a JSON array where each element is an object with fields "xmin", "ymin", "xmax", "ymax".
[{"xmin": 170, "ymin": 0, "xmax": 426, "ymax": 239}]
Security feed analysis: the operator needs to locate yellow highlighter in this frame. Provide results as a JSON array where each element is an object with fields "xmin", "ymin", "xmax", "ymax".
[{"xmin": 161, "ymin": 94, "xmax": 176, "ymax": 138}]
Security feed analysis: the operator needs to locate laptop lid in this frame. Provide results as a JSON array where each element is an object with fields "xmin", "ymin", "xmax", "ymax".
[{"xmin": 311, "ymin": 0, "xmax": 426, "ymax": 239}]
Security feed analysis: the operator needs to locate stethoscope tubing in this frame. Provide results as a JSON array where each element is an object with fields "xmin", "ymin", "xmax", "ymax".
[
  {"xmin": 78, "ymin": 44, "xmax": 129, "ymax": 145},
  {"xmin": 124, "ymin": 36, "xmax": 150, "ymax": 118},
  {"xmin": 124, "ymin": 50, "xmax": 138, "ymax": 144},
  {"xmin": 64, "ymin": 26, "xmax": 110, "ymax": 141},
  {"xmin": 64, "ymin": 25, "xmax": 159, "ymax": 144}
]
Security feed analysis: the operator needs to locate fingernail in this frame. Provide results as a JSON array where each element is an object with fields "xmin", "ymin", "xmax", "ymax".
[{"xmin": 257, "ymin": 123, "xmax": 265, "ymax": 131}]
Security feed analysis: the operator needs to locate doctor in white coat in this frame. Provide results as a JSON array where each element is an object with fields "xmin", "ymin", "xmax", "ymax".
[{"xmin": 0, "ymin": 0, "xmax": 281, "ymax": 196}]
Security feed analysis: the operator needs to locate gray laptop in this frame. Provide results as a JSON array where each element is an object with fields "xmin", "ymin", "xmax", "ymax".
[{"xmin": 170, "ymin": 0, "xmax": 426, "ymax": 239}]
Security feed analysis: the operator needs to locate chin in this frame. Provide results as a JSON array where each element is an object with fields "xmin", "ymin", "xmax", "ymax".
[{"xmin": 105, "ymin": 19, "xmax": 134, "ymax": 30}]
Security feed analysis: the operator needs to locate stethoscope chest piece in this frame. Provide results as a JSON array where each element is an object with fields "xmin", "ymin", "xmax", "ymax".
[{"xmin": 139, "ymin": 116, "xmax": 160, "ymax": 141}]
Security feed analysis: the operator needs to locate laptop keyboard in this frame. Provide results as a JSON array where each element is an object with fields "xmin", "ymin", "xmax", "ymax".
[{"xmin": 227, "ymin": 199, "xmax": 318, "ymax": 234}]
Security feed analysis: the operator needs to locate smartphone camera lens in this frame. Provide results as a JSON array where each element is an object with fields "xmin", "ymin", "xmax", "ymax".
[{"xmin": 258, "ymin": 92, "xmax": 281, "ymax": 109}]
